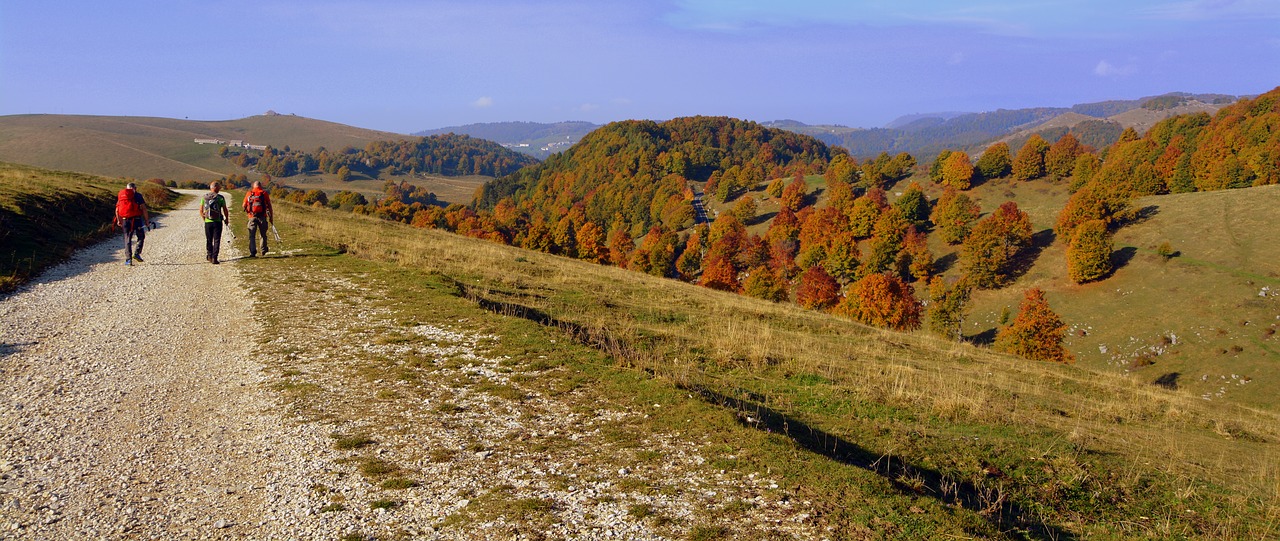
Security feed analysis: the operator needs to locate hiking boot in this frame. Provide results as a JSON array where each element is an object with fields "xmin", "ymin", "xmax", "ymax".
[
  {"xmin": 133, "ymin": 254, "xmax": 144, "ymax": 263},
  {"xmin": 125, "ymin": 258, "xmax": 132, "ymax": 266},
  {"xmin": 249, "ymin": 252, "xmax": 256, "ymax": 258},
  {"xmin": 212, "ymin": 258, "xmax": 220, "ymax": 265}
]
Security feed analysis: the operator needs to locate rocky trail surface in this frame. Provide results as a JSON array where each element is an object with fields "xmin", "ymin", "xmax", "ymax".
[{"xmin": 1, "ymin": 193, "xmax": 822, "ymax": 540}]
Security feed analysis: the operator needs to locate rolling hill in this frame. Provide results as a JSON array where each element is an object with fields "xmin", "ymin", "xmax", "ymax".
[{"xmin": 0, "ymin": 113, "xmax": 493, "ymax": 204}]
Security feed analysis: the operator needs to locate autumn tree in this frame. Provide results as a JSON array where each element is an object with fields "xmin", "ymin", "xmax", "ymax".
[
  {"xmin": 941, "ymin": 150, "xmax": 975, "ymax": 190},
  {"xmin": 834, "ymin": 273, "xmax": 922, "ymax": 331},
  {"xmin": 1066, "ymin": 219, "xmax": 1113, "ymax": 283},
  {"xmin": 766, "ymin": 177, "xmax": 786, "ymax": 198},
  {"xmin": 975, "ymin": 142, "xmax": 1012, "ymax": 180},
  {"xmin": 862, "ymin": 208, "xmax": 908, "ymax": 277},
  {"xmin": 576, "ymin": 221, "xmax": 608, "ymax": 263},
  {"xmin": 847, "ymin": 188, "xmax": 888, "ymax": 239},
  {"xmin": 731, "ymin": 195, "xmax": 758, "ymax": 222},
  {"xmin": 929, "ymin": 187, "xmax": 981, "ymax": 244},
  {"xmin": 900, "ymin": 226, "xmax": 933, "ymax": 281},
  {"xmin": 995, "ymin": 288, "xmax": 1074, "ymax": 364},
  {"xmin": 1012, "ymin": 134, "xmax": 1049, "ymax": 181},
  {"xmin": 742, "ymin": 266, "xmax": 788, "ymax": 302},
  {"xmin": 780, "ymin": 175, "xmax": 808, "ymax": 211},
  {"xmin": 825, "ymin": 153, "xmax": 859, "ymax": 185},
  {"xmin": 929, "ymin": 150, "xmax": 952, "ymax": 184},
  {"xmin": 927, "ymin": 277, "xmax": 971, "ymax": 340},
  {"xmin": 699, "ymin": 255, "xmax": 740, "ymax": 292},
  {"xmin": 1054, "ymin": 180, "xmax": 1130, "ymax": 241},
  {"xmin": 607, "ymin": 225, "xmax": 634, "ymax": 267},
  {"xmin": 1045, "ymin": 133, "xmax": 1086, "ymax": 178},
  {"xmin": 962, "ymin": 201, "xmax": 1032, "ymax": 288},
  {"xmin": 795, "ymin": 265, "xmax": 840, "ymax": 310},
  {"xmin": 892, "ymin": 182, "xmax": 930, "ymax": 227},
  {"xmin": 675, "ymin": 230, "xmax": 704, "ymax": 280}
]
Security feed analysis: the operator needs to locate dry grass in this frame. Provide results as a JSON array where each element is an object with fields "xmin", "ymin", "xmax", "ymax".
[{"xmin": 270, "ymin": 198, "xmax": 1280, "ymax": 538}]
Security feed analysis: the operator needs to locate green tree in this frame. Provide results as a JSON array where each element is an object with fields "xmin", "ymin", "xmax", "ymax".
[
  {"xmin": 975, "ymin": 142, "xmax": 1012, "ymax": 180},
  {"xmin": 927, "ymin": 277, "xmax": 971, "ymax": 340},
  {"xmin": 930, "ymin": 188, "xmax": 981, "ymax": 244},
  {"xmin": 892, "ymin": 182, "xmax": 930, "ymax": 228},
  {"xmin": 742, "ymin": 266, "xmax": 787, "ymax": 302},
  {"xmin": 1066, "ymin": 219, "xmax": 1113, "ymax": 283}
]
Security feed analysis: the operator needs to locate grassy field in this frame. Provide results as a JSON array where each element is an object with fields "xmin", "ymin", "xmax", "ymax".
[
  {"xmin": 261, "ymin": 197, "xmax": 1279, "ymax": 539},
  {"xmin": 279, "ymin": 170, "xmax": 489, "ymax": 206},
  {"xmin": 0, "ymin": 161, "xmax": 178, "ymax": 292}
]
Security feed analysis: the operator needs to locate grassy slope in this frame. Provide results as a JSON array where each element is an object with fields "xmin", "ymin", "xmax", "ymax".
[
  {"xmin": 708, "ymin": 171, "xmax": 1279, "ymax": 411},
  {"xmin": 0, "ymin": 114, "xmax": 486, "ymax": 204},
  {"xmin": 0, "ymin": 161, "xmax": 178, "ymax": 291},
  {"xmin": 268, "ymin": 198, "xmax": 1279, "ymax": 539}
]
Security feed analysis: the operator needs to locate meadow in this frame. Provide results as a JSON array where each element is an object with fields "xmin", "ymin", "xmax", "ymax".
[{"xmin": 263, "ymin": 196, "xmax": 1280, "ymax": 539}]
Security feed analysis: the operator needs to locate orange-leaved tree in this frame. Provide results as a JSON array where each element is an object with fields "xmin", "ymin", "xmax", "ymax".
[
  {"xmin": 834, "ymin": 273, "xmax": 922, "ymax": 331},
  {"xmin": 995, "ymin": 288, "xmax": 1074, "ymax": 364},
  {"xmin": 795, "ymin": 265, "xmax": 840, "ymax": 310},
  {"xmin": 941, "ymin": 150, "xmax": 975, "ymax": 190},
  {"xmin": 962, "ymin": 201, "xmax": 1032, "ymax": 288}
]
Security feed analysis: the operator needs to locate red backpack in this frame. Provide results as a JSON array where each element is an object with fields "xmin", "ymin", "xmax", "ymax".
[
  {"xmin": 246, "ymin": 190, "xmax": 267, "ymax": 216},
  {"xmin": 116, "ymin": 189, "xmax": 143, "ymax": 218}
]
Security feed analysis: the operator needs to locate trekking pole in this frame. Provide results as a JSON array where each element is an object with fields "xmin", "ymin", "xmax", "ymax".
[{"xmin": 270, "ymin": 223, "xmax": 283, "ymax": 243}]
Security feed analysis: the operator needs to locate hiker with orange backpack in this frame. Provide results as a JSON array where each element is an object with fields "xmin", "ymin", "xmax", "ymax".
[
  {"xmin": 242, "ymin": 181, "xmax": 273, "ymax": 257},
  {"xmin": 114, "ymin": 182, "xmax": 150, "ymax": 266}
]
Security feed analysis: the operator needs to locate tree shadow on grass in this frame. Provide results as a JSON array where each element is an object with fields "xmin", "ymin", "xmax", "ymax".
[
  {"xmin": 966, "ymin": 327, "xmax": 998, "ymax": 346},
  {"xmin": 1110, "ymin": 247, "xmax": 1138, "ymax": 275},
  {"xmin": 683, "ymin": 385, "xmax": 1076, "ymax": 540},
  {"xmin": 456, "ymin": 283, "xmax": 1074, "ymax": 540},
  {"xmin": 1005, "ymin": 229, "xmax": 1055, "ymax": 283},
  {"xmin": 933, "ymin": 252, "xmax": 959, "ymax": 275}
]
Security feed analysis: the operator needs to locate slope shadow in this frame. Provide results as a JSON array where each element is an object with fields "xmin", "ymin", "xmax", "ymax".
[
  {"xmin": 684, "ymin": 385, "xmax": 1075, "ymax": 540},
  {"xmin": 456, "ymin": 285, "xmax": 1073, "ymax": 539}
]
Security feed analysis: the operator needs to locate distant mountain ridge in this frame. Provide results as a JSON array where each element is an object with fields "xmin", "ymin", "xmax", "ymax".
[
  {"xmin": 781, "ymin": 92, "xmax": 1242, "ymax": 160},
  {"xmin": 415, "ymin": 121, "xmax": 599, "ymax": 159}
]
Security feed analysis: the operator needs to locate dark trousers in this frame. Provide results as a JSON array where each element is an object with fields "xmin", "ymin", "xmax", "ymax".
[
  {"xmin": 122, "ymin": 217, "xmax": 146, "ymax": 259},
  {"xmin": 247, "ymin": 216, "xmax": 269, "ymax": 255},
  {"xmin": 204, "ymin": 221, "xmax": 223, "ymax": 261}
]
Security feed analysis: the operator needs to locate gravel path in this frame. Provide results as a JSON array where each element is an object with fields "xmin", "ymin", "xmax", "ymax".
[
  {"xmin": 1, "ymin": 192, "xmax": 824, "ymax": 540},
  {"xmin": 0, "ymin": 193, "xmax": 344, "ymax": 539}
]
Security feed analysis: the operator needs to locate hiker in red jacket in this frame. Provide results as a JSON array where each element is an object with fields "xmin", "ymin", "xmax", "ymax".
[
  {"xmin": 114, "ymin": 183, "xmax": 150, "ymax": 266},
  {"xmin": 242, "ymin": 181, "xmax": 274, "ymax": 257}
]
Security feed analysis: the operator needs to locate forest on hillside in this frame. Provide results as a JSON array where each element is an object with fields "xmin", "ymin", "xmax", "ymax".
[
  {"xmin": 218, "ymin": 133, "xmax": 537, "ymax": 180},
  {"xmin": 266, "ymin": 87, "xmax": 1279, "ymax": 365}
]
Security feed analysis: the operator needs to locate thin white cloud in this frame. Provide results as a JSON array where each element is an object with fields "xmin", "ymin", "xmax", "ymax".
[
  {"xmin": 472, "ymin": 96, "xmax": 494, "ymax": 108},
  {"xmin": 1141, "ymin": 0, "xmax": 1280, "ymax": 21},
  {"xmin": 1094, "ymin": 60, "xmax": 1136, "ymax": 77}
]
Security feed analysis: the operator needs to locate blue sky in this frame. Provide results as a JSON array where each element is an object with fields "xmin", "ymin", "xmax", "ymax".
[{"xmin": 1, "ymin": 0, "xmax": 1277, "ymax": 134}]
